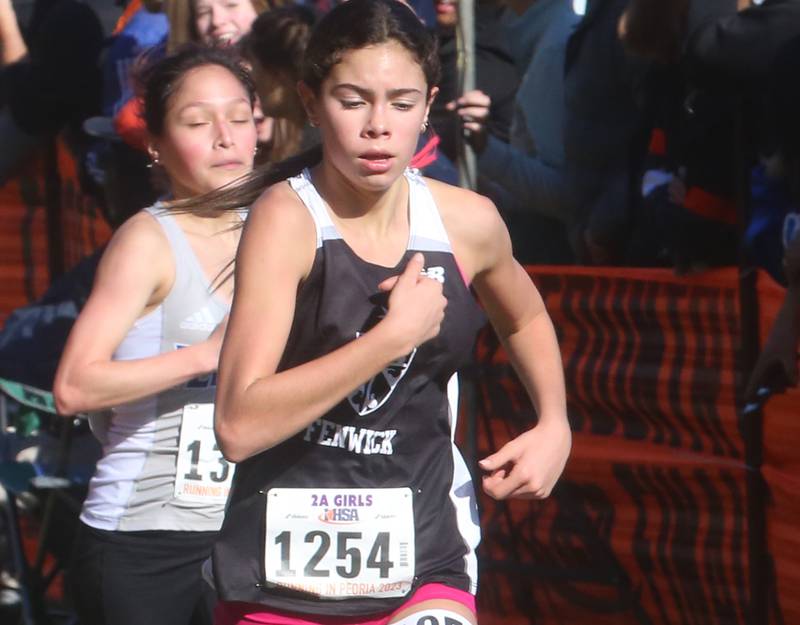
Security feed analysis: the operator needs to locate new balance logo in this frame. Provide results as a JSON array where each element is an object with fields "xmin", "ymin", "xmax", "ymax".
[
  {"xmin": 421, "ymin": 266, "xmax": 445, "ymax": 283},
  {"xmin": 179, "ymin": 307, "xmax": 218, "ymax": 332}
]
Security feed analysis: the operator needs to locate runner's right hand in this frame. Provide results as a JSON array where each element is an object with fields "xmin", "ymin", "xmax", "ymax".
[{"xmin": 379, "ymin": 253, "xmax": 447, "ymax": 353}]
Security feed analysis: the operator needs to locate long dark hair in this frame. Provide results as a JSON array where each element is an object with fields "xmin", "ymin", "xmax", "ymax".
[
  {"xmin": 302, "ymin": 0, "xmax": 439, "ymax": 96},
  {"xmin": 243, "ymin": 5, "xmax": 315, "ymax": 79},
  {"xmin": 172, "ymin": 0, "xmax": 438, "ymax": 215},
  {"xmin": 241, "ymin": 6, "xmax": 317, "ymax": 163}
]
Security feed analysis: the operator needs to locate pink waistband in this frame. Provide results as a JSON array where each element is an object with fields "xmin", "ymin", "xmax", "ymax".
[{"xmin": 215, "ymin": 583, "xmax": 475, "ymax": 625}]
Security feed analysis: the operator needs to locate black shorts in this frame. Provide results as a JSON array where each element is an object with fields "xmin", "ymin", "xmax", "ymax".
[{"xmin": 69, "ymin": 521, "xmax": 218, "ymax": 625}]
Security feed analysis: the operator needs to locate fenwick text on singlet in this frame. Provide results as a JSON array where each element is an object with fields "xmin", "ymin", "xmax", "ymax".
[
  {"xmin": 302, "ymin": 419, "xmax": 397, "ymax": 456},
  {"xmin": 301, "ymin": 265, "xmax": 445, "ymax": 458}
]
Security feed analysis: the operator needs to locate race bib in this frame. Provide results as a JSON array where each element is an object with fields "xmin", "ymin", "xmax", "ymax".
[
  {"xmin": 174, "ymin": 403, "xmax": 234, "ymax": 504},
  {"xmin": 264, "ymin": 488, "xmax": 415, "ymax": 599}
]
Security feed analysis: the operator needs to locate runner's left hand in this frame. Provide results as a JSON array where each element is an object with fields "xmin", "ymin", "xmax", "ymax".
[{"xmin": 479, "ymin": 417, "xmax": 571, "ymax": 500}]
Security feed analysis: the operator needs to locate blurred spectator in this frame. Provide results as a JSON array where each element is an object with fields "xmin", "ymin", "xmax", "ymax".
[
  {"xmin": 621, "ymin": 0, "xmax": 742, "ymax": 270},
  {"xmin": 686, "ymin": 0, "xmax": 800, "ymax": 85},
  {"xmin": 109, "ymin": 0, "xmax": 280, "ymax": 153},
  {"xmin": 451, "ymin": 0, "xmax": 657, "ymax": 266},
  {"xmin": 84, "ymin": 0, "xmax": 169, "ymax": 228},
  {"xmin": 622, "ymin": 0, "xmax": 800, "ymax": 271},
  {"xmin": 671, "ymin": 1, "xmax": 800, "ymax": 395},
  {"xmin": 429, "ymin": 0, "xmax": 517, "ymax": 165},
  {"xmin": 166, "ymin": 0, "xmax": 270, "ymax": 51},
  {"xmin": 166, "ymin": 0, "xmax": 287, "ymax": 50},
  {"xmin": 450, "ymin": 0, "xmax": 579, "ymax": 264},
  {"xmin": 0, "ymin": 0, "xmax": 104, "ymax": 185},
  {"xmin": 746, "ymin": 35, "xmax": 800, "ymax": 285},
  {"xmin": 102, "ymin": 0, "xmax": 169, "ymax": 119},
  {"xmin": 562, "ymin": 0, "xmax": 652, "ymax": 264},
  {"xmin": 685, "ymin": 0, "xmax": 800, "ymax": 197},
  {"xmin": 241, "ymin": 4, "xmax": 320, "ymax": 164},
  {"xmin": 164, "ymin": 0, "xmax": 283, "ymax": 147}
]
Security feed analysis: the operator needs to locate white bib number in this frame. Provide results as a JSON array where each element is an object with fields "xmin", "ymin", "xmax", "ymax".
[
  {"xmin": 264, "ymin": 488, "xmax": 415, "ymax": 599},
  {"xmin": 174, "ymin": 403, "xmax": 234, "ymax": 504}
]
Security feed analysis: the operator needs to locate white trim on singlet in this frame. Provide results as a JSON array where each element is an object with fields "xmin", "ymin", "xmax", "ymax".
[
  {"xmin": 405, "ymin": 168, "xmax": 452, "ymax": 254},
  {"xmin": 446, "ymin": 374, "xmax": 480, "ymax": 593},
  {"xmin": 286, "ymin": 170, "xmax": 338, "ymax": 249},
  {"xmin": 288, "ymin": 168, "xmax": 454, "ymax": 254}
]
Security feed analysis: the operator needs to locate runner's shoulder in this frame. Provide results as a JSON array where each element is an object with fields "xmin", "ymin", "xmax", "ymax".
[
  {"xmin": 241, "ymin": 180, "xmax": 317, "ymax": 278},
  {"xmin": 423, "ymin": 177, "xmax": 508, "ymax": 253}
]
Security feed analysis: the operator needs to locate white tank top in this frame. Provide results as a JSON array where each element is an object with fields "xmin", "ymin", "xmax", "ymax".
[{"xmin": 80, "ymin": 204, "xmax": 235, "ymax": 532}]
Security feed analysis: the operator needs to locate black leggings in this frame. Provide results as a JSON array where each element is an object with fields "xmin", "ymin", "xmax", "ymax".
[{"xmin": 69, "ymin": 522, "xmax": 218, "ymax": 625}]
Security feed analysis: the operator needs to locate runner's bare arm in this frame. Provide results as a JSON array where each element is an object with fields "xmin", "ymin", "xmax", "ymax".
[
  {"xmin": 53, "ymin": 213, "xmax": 225, "ymax": 415},
  {"xmin": 433, "ymin": 182, "xmax": 571, "ymax": 501},
  {"xmin": 214, "ymin": 184, "xmax": 447, "ymax": 463}
]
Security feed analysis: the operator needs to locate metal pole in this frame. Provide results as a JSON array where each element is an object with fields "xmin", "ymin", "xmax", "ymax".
[
  {"xmin": 733, "ymin": 97, "xmax": 768, "ymax": 625},
  {"xmin": 456, "ymin": 0, "xmax": 477, "ymax": 190}
]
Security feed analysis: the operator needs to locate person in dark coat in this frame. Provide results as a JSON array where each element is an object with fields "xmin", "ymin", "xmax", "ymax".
[
  {"xmin": 445, "ymin": 0, "xmax": 579, "ymax": 264},
  {"xmin": 561, "ymin": 0, "xmax": 652, "ymax": 264},
  {"xmin": 0, "ymin": 0, "xmax": 104, "ymax": 184},
  {"xmin": 452, "ymin": 0, "xmax": 655, "ymax": 265},
  {"xmin": 429, "ymin": 0, "xmax": 518, "ymax": 164},
  {"xmin": 686, "ymin": 0, "xmax": 800, "ymax": 84}
]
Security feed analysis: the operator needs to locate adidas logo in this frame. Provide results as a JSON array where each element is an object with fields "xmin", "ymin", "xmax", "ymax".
[{"xmin": 179, "ymin": 307, "xmax": 218, "ymax": 332}]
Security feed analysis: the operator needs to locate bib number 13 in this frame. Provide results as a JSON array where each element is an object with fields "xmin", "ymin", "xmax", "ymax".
[
  {"xmin": 182, "ymin": 439, "xmax": 230, "ymax": 484},
  {"xmin": 174, "ymin": 403, "xmax": 235, "ymax": 504}
]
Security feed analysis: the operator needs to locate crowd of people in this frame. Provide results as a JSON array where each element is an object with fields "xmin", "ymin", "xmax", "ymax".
[
  {"xmin": 1, "ymin": 0, "xmax": 797, "ymax": 272},
  {"xmin": 0, "ymin": 0, "xmax": 798, "ymax": 624},
  {"xmin": 2, "ymin": 0, "xmax": 799, "ymax": 274}
]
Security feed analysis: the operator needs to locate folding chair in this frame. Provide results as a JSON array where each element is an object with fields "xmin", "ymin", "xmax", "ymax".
[{"xmin": 0, "ymin": 377, "xmax": 89, "ymax": 625}]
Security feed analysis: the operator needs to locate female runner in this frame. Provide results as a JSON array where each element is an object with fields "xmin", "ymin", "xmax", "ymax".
[
  {"xmin": 54, "ymin": 45, "xmax": 258, "ymax": 625},
  {"xmin": 212, "ymin": 1, "xmax": 571, "ymax": 623}
]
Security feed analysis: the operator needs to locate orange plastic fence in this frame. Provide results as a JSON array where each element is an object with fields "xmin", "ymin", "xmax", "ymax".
[{"xmin": 470, "ymin": 265, "xmax": 797, "ymax": 625}]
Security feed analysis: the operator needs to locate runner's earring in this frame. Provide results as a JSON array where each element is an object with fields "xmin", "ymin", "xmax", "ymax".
[
  {"xmin": 420, "ymin": 119, "xmax": 429, "ymax": 133},
  {"xmin": 147, "ymin": 153, "xmax": 160, "ymax": 169}
]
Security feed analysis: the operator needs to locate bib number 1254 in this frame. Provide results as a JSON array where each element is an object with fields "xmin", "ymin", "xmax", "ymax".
[{"xmin": 264, "ymin": 488, "xmax": 414, "ymax": 599}]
